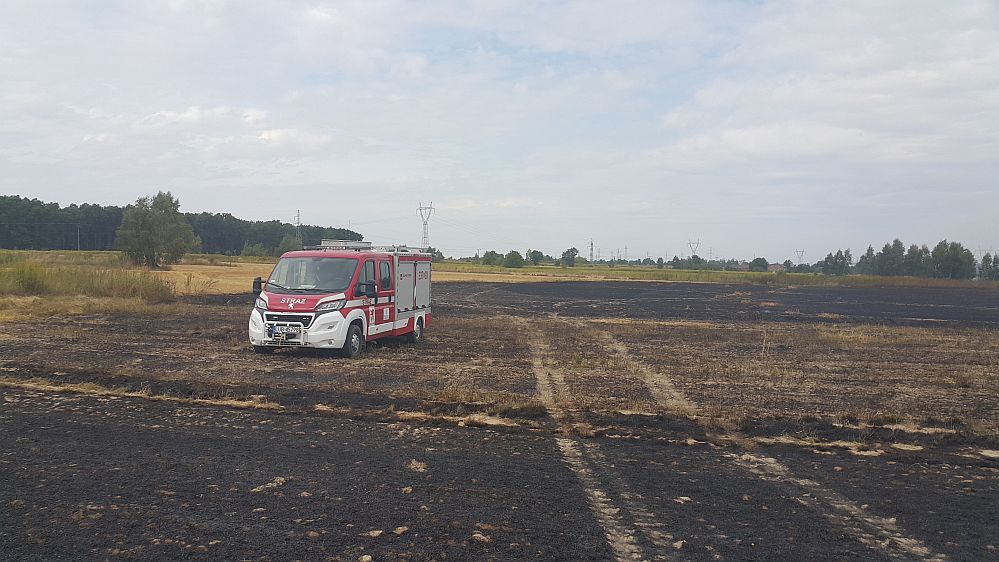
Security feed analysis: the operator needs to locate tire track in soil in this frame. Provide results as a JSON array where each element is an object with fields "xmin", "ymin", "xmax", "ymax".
[
  {"xmin": 517, "ymin": 316, "xmax": 679, "ymax": 562},
  {"xmin": 583, "ymin": 319, "xmax": 948, "ymax": 562},
  {"xmin": 571, "ymin": 318, "xmax": 696, "ymax": 415},
  {"xmin": 729, "ymin": 453, "xmax": 948, "ymax": 561}
]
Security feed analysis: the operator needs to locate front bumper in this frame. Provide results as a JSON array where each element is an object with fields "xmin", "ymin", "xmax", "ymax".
[{"xmin": 248, "ymin": 308, "xmax": 348, "ymax": 349}]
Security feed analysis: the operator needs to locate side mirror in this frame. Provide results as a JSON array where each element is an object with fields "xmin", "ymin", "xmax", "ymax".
[{"xmin": 252, "ymin": 277, "xmax": 262, "ymax": 295}]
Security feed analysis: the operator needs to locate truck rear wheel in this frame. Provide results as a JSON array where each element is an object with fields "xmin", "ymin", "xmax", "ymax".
[
  {"xmin": 406, "ymin": 318, "xmax": 424, "ymax": 343},
  {"xmin": 341, "ymin": 323, "xmax": 365, "ymax": 358}
]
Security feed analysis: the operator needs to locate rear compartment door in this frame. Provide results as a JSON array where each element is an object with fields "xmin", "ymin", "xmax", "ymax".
[
  {"xmin": 397, "ymin": 261, "xmax": 415, "ymax": 312},
  {"xmin": 415, "ymin": 261, "xmax": 431, "ymax": 309}
]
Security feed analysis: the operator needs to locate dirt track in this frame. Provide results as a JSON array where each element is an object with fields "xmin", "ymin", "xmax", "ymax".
[{"xmin": 2, "ymin": 281, "xmax": 997, "ymax": 561}]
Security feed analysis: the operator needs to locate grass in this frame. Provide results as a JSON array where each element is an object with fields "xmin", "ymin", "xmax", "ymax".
[
  {"xmin": 162, "ymin": 263, "xmax": 274, "ymax": 294},
  {"xmin": 602, "ymin": 317, "xmax": 999, "ymax": 436},
  {"xmin": 0, "ymin": 254, "xmax": 176, "ymax": 303},
  {"xmin": 0, "ymin": 296, "xmax": 190, "ymax": 322},
  {"xmin": 0, "ymin": 376, "xmax": 283, "ymax": 410},
  {"xmin": 9, "ymin": 250, "xmax": 998, "ymax": 294},
  {"xmin": 0, "ymin": 250, "xmax": 271, "ymax": 301}
]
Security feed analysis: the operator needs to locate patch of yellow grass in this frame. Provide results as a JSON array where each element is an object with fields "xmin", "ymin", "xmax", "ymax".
[
  {"xmin": 753, "ymin": 435, "xmax": 884, "ymax": 455},
  {"xmin": 0, "ymin": 376, "xmax": 283, "ymax": 410},
  {"xmin": 163, "ymin": 263, "xmax": 275, "ymax": 295},
  {"xmin": 0, "ymin": 295, "xmax": 191, "ymax": 321}
]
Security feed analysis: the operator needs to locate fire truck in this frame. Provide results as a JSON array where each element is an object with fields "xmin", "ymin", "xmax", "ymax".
[{"xmin": 248, "ymin": 240, "xmax": 431, "ymax": 357}]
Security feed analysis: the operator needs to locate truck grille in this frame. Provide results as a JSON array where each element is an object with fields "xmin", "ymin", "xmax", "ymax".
[{"xmin": 265, "ymin": 313, "xmax": 314, "ymax": 327}]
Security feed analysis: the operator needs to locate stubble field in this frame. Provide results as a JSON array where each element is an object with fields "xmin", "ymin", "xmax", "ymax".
[{"xmin": 1, "ymin": 280, "xmax": 997, "ymax": 561}]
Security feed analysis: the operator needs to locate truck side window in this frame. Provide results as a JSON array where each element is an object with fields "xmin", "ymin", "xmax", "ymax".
[
  {"xmin": 360, "ymin": 260, "xmax": 375, "ymax": 285},
  {"xmin": 380, "ymin": 262, "xmax": 391, "ymax": 290}
]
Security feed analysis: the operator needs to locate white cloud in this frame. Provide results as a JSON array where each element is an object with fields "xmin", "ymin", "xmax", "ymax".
[
  {"xmin": 0, "ymin": 0, "xmax": 996, "ymax": 258},
  {"xmin": 136, "ymin": 106, "xmax": 231, "ymax": 129}
]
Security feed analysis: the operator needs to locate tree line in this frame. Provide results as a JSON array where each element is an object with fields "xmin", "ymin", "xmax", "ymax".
[
  {"xmin": 802, "ymin": 239, "xmax": 990, "ymax": 280},
  {"xmin": 455, "ymin": 238, "xmax": 996, "ymax": 281},
  {"xmin": 0, "ymin": 195, "xmax": 360, "ymax": 256}
]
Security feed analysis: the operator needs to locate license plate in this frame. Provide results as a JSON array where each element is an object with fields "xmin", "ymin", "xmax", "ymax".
[{"xmin": 273, "ymin": 326, "xmax": 301, "ymax": 334}]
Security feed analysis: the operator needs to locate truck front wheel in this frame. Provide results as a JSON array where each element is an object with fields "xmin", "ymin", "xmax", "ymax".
[{"xmin": 342, "ymin": 323, "xmax": 365, "ymax": 358}]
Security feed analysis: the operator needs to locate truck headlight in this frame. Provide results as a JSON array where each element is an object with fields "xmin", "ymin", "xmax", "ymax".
[
  {"xmin": 255, "ymin": 297, "xmax": 267, "ymax": 310},
  {"xmin": 315, "ymin": 300, "xmax": 345, "ymax": 312}
]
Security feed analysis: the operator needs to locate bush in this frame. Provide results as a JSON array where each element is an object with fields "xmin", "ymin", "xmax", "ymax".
[
  {"xmin": 503, "ymin": 251, "xmax": 526, "ymax": 268},
  {"xmin": 241, "ymin": 242, "xmax": 270, "ymax": 257}
]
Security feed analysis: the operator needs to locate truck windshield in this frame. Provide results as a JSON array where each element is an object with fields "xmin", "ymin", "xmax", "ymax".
[{"xmin": 267, "ymin": 257, "xmax": 358, "ymax": 293}]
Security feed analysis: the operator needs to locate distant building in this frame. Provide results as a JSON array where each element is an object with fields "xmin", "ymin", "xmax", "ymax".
[
  {"xmin": 768, "ymin": 263, "xmax": 786, "ymax": 273},
  {"xmin": 730, "ymin": 262, "xmax": 750, "ymax": 272}
]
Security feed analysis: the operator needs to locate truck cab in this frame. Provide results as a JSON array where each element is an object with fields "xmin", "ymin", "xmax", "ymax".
[{"xmin": 248, "ymin": 240, "xmax": 432, "ymax": 357}]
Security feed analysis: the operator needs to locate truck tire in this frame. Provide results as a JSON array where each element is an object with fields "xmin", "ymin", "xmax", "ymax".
[
  {"xmin": 252, "ymin": 345, "xmax": 273, "ymax": 354},
  {"xmin": 406, "ymin": 318, "xmax": 424, "ymax": 343},
  {"xmin": 342, "ymin": 323, "xmax": 365, "ymax": 358}
]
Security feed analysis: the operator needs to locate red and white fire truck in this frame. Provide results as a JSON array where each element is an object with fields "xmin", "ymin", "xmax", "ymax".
[{"xmin": 248, "ymin": 240, "xmax": 431, "ymax": 357}]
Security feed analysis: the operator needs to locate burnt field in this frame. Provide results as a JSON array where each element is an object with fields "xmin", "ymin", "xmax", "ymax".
[
  {"xmin": 2, "ymin": 280, "xmax": 998, "ymax": 561},
  {"xmin": 438, "ymin": 281, "xmax": 999, "ymax": 327}
]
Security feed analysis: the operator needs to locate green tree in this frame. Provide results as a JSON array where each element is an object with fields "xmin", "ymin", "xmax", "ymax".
[
  {"xmin": 902, "ymin": 244, "xmax": 931, "ymax": 277},
  {"xmin": 561, "ymin": 247, "xmax": 579, "ymax": 267},
  {"xmin": 855, "ymin": 245, "xmax": 875, "ymax": 275},
  {"xmin": 241, "ymin": 242, "xmax": 269, "ymax": 257},
  {"xmin": 980, "ymin": 253, "xmax": 994, "ymax": 280},
  {"xmin": 503, "ymin": 250, "xmax": 526, "ymax": 268},
  {"xmin": 931, "ymin": 240, "xmax": 976, "ymax": 279},
  {"xmin": 424, "ymin": 246, "xmax": 444, "ymax": 262},
  {"xmin": 748, "ymin": 257, "xmax": 769, "ymax": 272},
  {"xmin": 115, "ymin": 191, "xmax": 200, "ymax": 267},
  {"xmin": 528, "ymin": 250, "xmax": 544, "ymax": 266},
  {"xmin": 875, "ymin": 239, "xmax": 906, "ymax": 276},
  {"xmin": 782, "ymin": 259, "xmax": 794, "ymax": 271},
  {"xmin": 656, "ymin": 257, "xmax": 664, "ymax": 269},
  {"xmin": 276, "ymin": 234, "xmax": 301, "ymax": 255},
  {"xmin": 481, "ymin": 250, "xmax": 503, "ymax": 266}
]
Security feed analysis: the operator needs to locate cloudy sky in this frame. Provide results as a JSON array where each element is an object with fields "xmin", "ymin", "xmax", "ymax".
[{"xmin": 2, "ymin": 1, "xmax": 997, "ymax": 261}]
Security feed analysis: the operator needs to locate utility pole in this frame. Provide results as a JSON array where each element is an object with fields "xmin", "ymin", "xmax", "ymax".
[
  {"xmin": 624, "ymin": 246, "xmax": 628, "ymax": 261},
  {"xmin": 795, "ymin": 249, "xmax": 806, "ymax": 264},
  {"xmin": 417, "ymin": 202, "xmax": 434, "ymax": 250},
  {"xmin": 589, "ymin": 239, "xmax": 594, "ymax": 263},
  {"xmin": 294, "ymin": 210, "xmax": 302, "ymax": 245}
]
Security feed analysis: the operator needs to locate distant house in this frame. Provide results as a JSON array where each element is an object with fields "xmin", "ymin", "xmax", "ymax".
[{"xmin": 768, "ymin": 263, "xmax": 786, "ymax": 273}]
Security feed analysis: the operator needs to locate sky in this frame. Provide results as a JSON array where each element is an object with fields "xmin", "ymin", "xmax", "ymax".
[{"xmin": 1, "ymin": 1, "xmax": 997, "ymax": 262}]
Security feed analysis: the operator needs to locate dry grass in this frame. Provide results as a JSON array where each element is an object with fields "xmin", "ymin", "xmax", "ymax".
[
  {"xmin": 0, "ymin": 257, "xmax": 176, "ymax": 302},
  {"xmin": 0, "ymin": 250, "xmax": 271, "ymax": 297},
  {"xmin": 0, "ymin": 295, "xmax": 191, "ymax": 321},
  {"xmin": 0, "ymin": 376, "xmax": 283, "ymax": 410},
  {"xmin": 602, "ymin": 318, "xmax": 999, "ymax": 435},
  {"xmin": 161, "ymin": 263, "xmax": 274, "ymax": 294}
]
